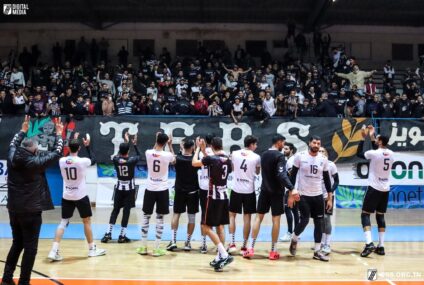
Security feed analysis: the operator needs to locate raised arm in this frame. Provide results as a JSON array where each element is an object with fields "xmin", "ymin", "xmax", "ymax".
[{"xmin": 8, "ymin": 115, "xmax": 30, "ymax": 165}]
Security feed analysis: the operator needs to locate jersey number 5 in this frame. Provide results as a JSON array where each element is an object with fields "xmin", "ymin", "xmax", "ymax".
[{"xmin": 383, "ymin": 158, "xmax": 390, "ymax": 171}]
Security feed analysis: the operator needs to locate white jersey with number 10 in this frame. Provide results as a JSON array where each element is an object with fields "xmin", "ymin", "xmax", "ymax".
[
  {"xmin": 231, "ymin": 149, "xmax": 260, "ymax": 194},
  {"xmin": 59, "ymin": 156, "xmax": 91, "ymax": 201}
]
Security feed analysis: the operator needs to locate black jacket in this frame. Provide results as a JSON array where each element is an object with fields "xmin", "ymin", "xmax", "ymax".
[
  {"xmin": 260, "ymin": 149, "xmax": 293, "ymax": 194},
  {"xmin": 7, "ymin": 131, "xmax": 63, "ymax": 213}
]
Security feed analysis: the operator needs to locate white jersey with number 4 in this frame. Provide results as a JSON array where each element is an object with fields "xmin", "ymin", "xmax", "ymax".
[
  {"xmin": 293, "ymin": 151, "xmax": 329, "ymax": 197},
  {"xmin": 365, "ymin": 148, "xmax": 394, "ymax": 192},
  {"xmin": 145, "ymin": 149, "xmax": 174, "ymax": 191},
  {"xmin": 231, "ymin": 149, "xmax": 260, "ymax": 194},
  {"xmin": 198, "ymin": 147, "xmax": 215, "ymax": 191},
  {"xmin": 59, "ymin": 156, "xmax": 91, "ymax": 201}
]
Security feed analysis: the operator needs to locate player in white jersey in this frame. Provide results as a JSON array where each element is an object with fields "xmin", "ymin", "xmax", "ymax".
[
  {"xmin": 357, "ymin": 125, "xmax": 394, "ymax": 257},
  {"xmin": 197, "ymin": 133, "xmax": 226, "ymax": 253},
  {"xmin": 318, "ymin": 147, "xmax": 339, "ymax": 255},
  {"xmin": 48, "ymin": 133, "xmax": 106, "ymax": 261},
  {"xmin": 280, "ymin": 142, "xmax": 300, "ymax": 242},
  {"xmin": 136, "ymin": 132, "xmax": 175, "ymax": 257},
  {"xmin": 227, "ymin": 135, "xmax": 260, "ymax": 255},
  {"xmin": 288, "ymin": 136, "xmax": 333, "ymax": 262}
]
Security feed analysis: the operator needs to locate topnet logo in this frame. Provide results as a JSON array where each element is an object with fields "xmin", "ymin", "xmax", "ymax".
[{"xmin": 3, "ymin": 3, "xmax": 29, "ymax": 15}]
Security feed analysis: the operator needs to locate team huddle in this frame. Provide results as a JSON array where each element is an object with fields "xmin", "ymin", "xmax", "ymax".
[{"xmin": 18, "ymin": 119, "xmax": 393, "ymax": 272}]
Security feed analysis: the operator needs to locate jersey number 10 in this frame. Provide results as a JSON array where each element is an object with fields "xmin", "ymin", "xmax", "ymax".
[{"xmin": 65, "ymin": 167, "xmax": 77, "ymax": 180}]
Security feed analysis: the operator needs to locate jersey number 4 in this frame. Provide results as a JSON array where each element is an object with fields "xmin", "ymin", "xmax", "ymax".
[
  {"xmin": 240, "ymin": 159, "xmax": 247, "ymax": 172},
  {"xmin": 65, "ymin": 167, "xmax": 77, "ymax": 180}
]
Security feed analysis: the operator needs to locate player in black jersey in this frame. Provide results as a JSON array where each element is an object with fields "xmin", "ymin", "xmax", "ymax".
[
  {"xmin": 244, "ymin": 134, "xmax": 294, "ymax": 260},
  {"xmin": 101, "ymin": 132, "xmax": 141, "ymax": 243},
  {"xmin": 167, "ymin": 139, "xmax": 200, "ymax": 252},
  {"xmin": 192, "ymin": 137, "xmax": 234, "ymax": 272}
]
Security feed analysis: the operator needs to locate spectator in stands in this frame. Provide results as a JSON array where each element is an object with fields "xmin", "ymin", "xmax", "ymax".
[
  {"xmin": 231, "ymin": 97, "xmax": 244, "ymax": 124},
  {"xmin": 380, "ymin": 93, "xmax": 395, "ymax": 118},
  {"xmin": 395, "ymin": 93, "xmax": 412, "ymax": 118},
  {"xmin": 316, "ymin": 93, "xmax": 337, "ymax": 117},
  {"xmin": 245, "ymin": 102, "xmax": 270, "ymax": 124},
  {"xmin": 412, "ymin": 95, "xmax": 424, "ymax": 118},
  {"xmin": 11, "ymin": 88, "xmax": 27, "ymax": 115},
  {"xmin": 97, "ymin": 70, "xmax": 116, "ymax": 96},
  {"xmin": 10, "ymin": 67, "xmax": 25, "ymax": 87},
  {"xmin": 263, "ymin": 92, "xmax": 275, "ymax": 117},
  {"xmin": 364, "ymin": 78, "xmax": 377, "ymax": 97},
  {"xmin": 28, "ymin": 93, "xmax": 46, "ymax": 118},
  {"xmin": 366, "ymin": 94, "xmax": 382, "ymax": 117},
  {"xmin": 335, "ymin": 65, "xmax": 376, "ymax": 95},
  {"xmin": 116, "ymin": 92, "xmax": 134, "ymax": 115},
  {"xmin": 351, "ymin": 93, "xmax": 366, "ymax": 117},
  {"xmin": 194, "ymin": 93, "xmax": 209, "ymax": 115},
  {"xmin": 48, "ymin": 95, "xmax": 61, "ymax": 117},
  {"xmin": 383, "ymin": 60, "xmax": 395, "ymax": 82},
  {"xmin": 299, "ymin": 98, "xmax": 316, "ymax": 117},
  {"xmin": 208, "ymin": 100, "xmax": 223, "ymax": 117}
]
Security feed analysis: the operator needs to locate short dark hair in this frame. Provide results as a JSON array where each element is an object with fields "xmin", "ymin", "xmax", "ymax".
[
  {"xmin": 69, "ymin": 139, "xmax": 81, "ymax": 153},
  {"xmin": 211, "ymin": 137, "xmax": 223, "ymax": 150},
  {"xmin": 272, "ymin": 134, "xmax": 286, "ymax": 144},
  {"xmin": 119, "ymin": 143, "xmax": 130, "ymax": 155},
  {"xmin": 156, "ymin": 133, "xmax": 169, "ymax": 146},
  {"xmin": 183, "ymin": 139, "xmax": 194, "ymax": 150},
  {"xmin": 309, "ymin": 135, "xmax": 321, "ymax": 142},
  {"xmin": 205, "ymin": 133, "xmax": 215, "ymax": 145},
  {"xmin": 378, "ymin": 135, "xmax": 389, "ymax": 146},
  {"xmin": 244, "ymin": 135, "xmax": 258, "ymax": 148},
  {"xmin": 285, "ymin": 142, "xmax": 297, "ymax": 154},
  {"xmin": 230, "ymin": 145, "xmax": 241, "ymax": 153}
]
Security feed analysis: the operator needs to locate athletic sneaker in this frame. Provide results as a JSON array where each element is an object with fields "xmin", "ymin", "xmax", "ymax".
[
  {"xmin": 48, "ymin": 250, "xmax": 63, "ymax": 262},
  {"xmin": 321, "ymin": 244, "xmax": 331, "ymax": 255},
  {"xmin": 243, "ymin": 248, "xmax": 254, "ymax": 258},
  {"xmin": 360, "ymin": 242, "xmax": 376, "ymax": 257},
  {"xmin": 214, "ymin": 255, "xmax": 234, "ymax": 272},
  {"xmin": 269, "ymin": 251, "xmax": 280, "ymax": 260},
  {"xmin": 118, "ymin": 235, "xmax": 131, "ymax": 243},
  {"xmin": 375, "ymin": 246, "xmax": 385, "ymax": 256},
  {"xmin": 313, "ymin": 250, "xmax": 329, "ymax": 262},
  {"xmin": 0, "ymin": 280, "xmax": 16, "ymax": 285},
  {"xmin": 88, "ymin": 246, "xmax": 106, "ymax": 257},
  {"xmin": 240, "ymin": 247, "xmax": 247, "ymax": 256},
  {"xmin": 279, "ymin": 232, "xmax": 292, "ymax": 242},
  {"xmin": 184, "ymin": 241, "xmax": 192, "ymax": 252},
  {"xmin": 289, "ymin": 240, "xmax": 298, "ymax": 256},
  {"xmin": 200, "ymin": 245, "xmax": 208, "ymax": 254},
  {"xmin": 209, "ymin": 258, "xmax": 218, "ymax": 267},
  {"xmin": 101, "ymin": 232, "xmax": 112, "ymax": 243},
  {"xmin": 166, "ymin": 241, "xmax": 177, "ymax": 251},
  {"xmin": 227, "ymin": 244, "xmax": 237, "ymax": 254},
  {"xmin": 136, "ymin": 246, "xmax": 148, "ymax": 255},
  {"xmin": 152, "ymin": 248, "xmax": 166, "ymax": 257}
]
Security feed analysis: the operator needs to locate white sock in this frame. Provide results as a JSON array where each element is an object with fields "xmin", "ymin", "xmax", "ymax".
[
  {"xmin": 364, "ymin": 230, "xmax": 372, "ymax": 244},
  {"xmin": 292, "ymin": 234, "xmax": 299, "ymax": 242},
  {"xmin": 217, "ymin": 243, "xmax": 228, "ymax": 259},
  {"xmin": 321, "ymin": 233, "xmax": 327, "ymax": 245},
  {"xmin": 326, "ymin": 234, "xmax": 331, "ymax": 245},
  {"xmin": 120, "ymin": 227, "xmax": 127, "ymax": 236},
  {"xmin": 88, "ymin": 242, "xmax": 95, "ymax": 250},
  {"xmin": 52, "ymin": 242, "xmax": 60, "ymax": 252},
  {"xmin": 214, "ymin": 252, "xmax": 221, "ymax": 262},
  {"xmin": 314, "ymin": 243, "xmax": 321, "ymax": 252},
  {"xmin": 378, "ymin": 232, "xmax": 385, "ymax": 247}
]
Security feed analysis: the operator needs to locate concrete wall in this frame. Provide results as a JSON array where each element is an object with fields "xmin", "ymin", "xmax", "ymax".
[{"xmin": 0, "ymin": 22, "xmax": 423, "ymax": 68}]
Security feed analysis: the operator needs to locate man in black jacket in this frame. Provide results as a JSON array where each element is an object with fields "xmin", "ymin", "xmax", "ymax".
[
  {"xmin": 2, "ymin": 115, "xmax": 63, "ymax": 285},
  {"xmin": 243, "ymin": 134, "xmax": 295, "ymax": 260}
]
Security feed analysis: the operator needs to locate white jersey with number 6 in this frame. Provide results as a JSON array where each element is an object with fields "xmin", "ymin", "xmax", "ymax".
[
  {"xmin": 231, "ymin": 149, "xmax": 260, "ymax": 194},
  {"xmin": 293, "ymin": 151, "xmax": 329, "ymax": 197},
  {"xmin": 59, "ymin": 156, "xmax": 91, "ymax": 201},
  {"xmin": 145, "ymin": 149, "xmax": 174, "ymax": 191},
  {"xmin": 364, "ymin": 148, "xmax": 394, "ymax": 192}
]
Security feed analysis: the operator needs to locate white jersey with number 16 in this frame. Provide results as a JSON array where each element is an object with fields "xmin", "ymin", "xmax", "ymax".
[{"xmin": 293, "ymin": 151, "xmax": 329, "ymax": 197}]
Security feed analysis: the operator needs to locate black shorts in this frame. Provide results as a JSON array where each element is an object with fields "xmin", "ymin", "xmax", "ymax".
[
  {"xmin": 201, "ymin": 198, "xmax": 229, "ymax": 227},
  {"xmin": 199, "ymin": 190, "xmax": 208, "ymax": 214},
  {"xmin": 257, "ymin": 190, "xmax": 284, "ymax": 216},
  {"xmin": 324, "ymin": 195, "xmax": 335, "ymax": 215},
  {"xmin": 298, "ymin": 195, "xmax": 324, "ymax": 219},
  {"xmin": 229, "ymin": 191, "xmax": 256, "ymax": 214},
  {"xmin": 142, "ymin": 189, "xmax": 170, "ymax": 215},
  {"xmin": 362, "ymin": 186, "xmax": 389, "ymax": 214},
  {"xmin": 62, "ymin": 196, "xmax": 92, "ymax": 219},
  {"xmin": 173, "ymin": 190, "xmax": 199, "ymax": 214},
  {"xmin": 113, "ymin": 189, "xmax": 136, "ymax": 209}
]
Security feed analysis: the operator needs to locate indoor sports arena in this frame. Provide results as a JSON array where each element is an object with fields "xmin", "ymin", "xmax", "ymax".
[{"xmin": 0, "ymin": 1, "xmax": 423, "ymax": 285}]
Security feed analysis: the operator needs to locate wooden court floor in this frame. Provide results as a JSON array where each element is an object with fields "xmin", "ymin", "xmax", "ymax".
[{"xmin": 0, "ymin": 208, "xmax": 423, "ymax": 285}]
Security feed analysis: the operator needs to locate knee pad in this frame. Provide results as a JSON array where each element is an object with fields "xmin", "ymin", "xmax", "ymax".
[
  {"xmin": 361, "ymin": 213, "xmax": 371, "ymax": 228},
  {"xmin": 58, "ymin": 218, "xmax": 70, "ymax": 230},
  {"xmin": 188, "ymin": 214, "xmax": 196, "ymax": 224},
  {"xmin": 376, "ymin": 213, "xmax": 386, "ymax": 229}
]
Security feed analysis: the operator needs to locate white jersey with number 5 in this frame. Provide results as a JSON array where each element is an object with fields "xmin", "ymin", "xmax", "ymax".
[
  {"xmin": 198, "ymin": 147, "xmax": 215, "ymax": 191},
  {"xmin": 145, "ymin": 149, "xmax": 174, "ymax": 191},
  {"xmin": 231, "ymin": 149, "xmax": 260, "ymax": 194},
  {"xmin": 364, "ymin": 148, "xmax": 394, "ymax": 192},
  {"xmin": 293, "ymin": 151, "xmax": 329, "ymax": 197},
  {"xmin": 59, "ymin": 156, "xmax": 91, "ymax": 201}
]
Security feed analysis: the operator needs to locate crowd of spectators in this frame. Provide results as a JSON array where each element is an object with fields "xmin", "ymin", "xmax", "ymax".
[{"xmin": 0, "ymin": 37, "xmax": 423, "ymax": 122}]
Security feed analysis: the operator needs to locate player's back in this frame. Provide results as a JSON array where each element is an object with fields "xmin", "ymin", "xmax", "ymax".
[
  {"xmin": 175, "ymin": 154, "xmax": 199, "ymax": 191},
  {"xmin": 231, "ymin": 149, "xmax": 260, "ymax": 194},
  {"xmin": 145, "ymin": 149, "xmax": 174, "ymax": 191},
  {"xmin": 260, "ymin": 149, "xmax": 284, "ymax": 194},
  {"xmin": 113, "ymin": 155, "xmax": 138, "ymax": 181},
  {"xmin": 365, "ymin": 148, "xmax": 394, "ymax": 191},
  {"xmin": 59, "ymin": 155, "xmax": 91, "ymax": 200}
]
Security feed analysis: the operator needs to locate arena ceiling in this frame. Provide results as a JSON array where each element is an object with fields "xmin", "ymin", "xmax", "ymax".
[{"xmin": 2, "ymin": 0, "xmax": 424, "ymax": 30}]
